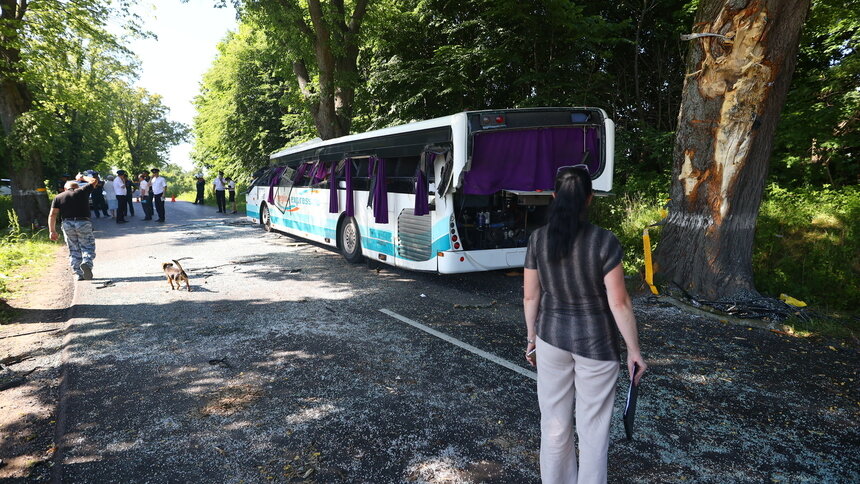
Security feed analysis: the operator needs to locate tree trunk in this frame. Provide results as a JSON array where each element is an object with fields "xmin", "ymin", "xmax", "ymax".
[
  {"xmin": 0, "ymin": 78, "xmax": 50, "ymax": 228},
  {"xmin": 283, "ymin": 0, "xmax": 369, "ymax": 140},
  {"xmin": 1, "ymin": 1, "xmax": 50, "ymax": 228},
  {"xmin": 655, "ymin": 0, "xmax": 810, "ymax": 301}
]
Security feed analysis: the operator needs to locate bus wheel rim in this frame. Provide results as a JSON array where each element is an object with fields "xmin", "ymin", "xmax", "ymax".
[{"xmin": 344, "ymin": 222, "xmax": 356, "ymax": 253}]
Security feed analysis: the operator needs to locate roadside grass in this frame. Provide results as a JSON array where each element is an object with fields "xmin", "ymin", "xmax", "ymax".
[
  {"xmin": 780, "ymin": 314, "xmax": 860, "ymax": 341},
  {"xmin": 591, "ymin": 183, "xmax": 859, "ymax": 342},
  {"xmin": 591, "ymin": 191, "xmax": 666, "ymax": 277},
  {"xmin": 753, "ymin": 184, "xmax": 859, "ymax": 312},
  {"xmin": 174, "ymin": 189, "xmax": 247, "ymax": 213},
  {"xmin": 0, "ymin": 197, "xmax": 58, "ymax": 323}
]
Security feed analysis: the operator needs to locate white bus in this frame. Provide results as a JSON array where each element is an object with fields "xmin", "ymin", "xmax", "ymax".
[{"xmin": 245, "ymin": 107, "xmax": 614, "ymax": 273}]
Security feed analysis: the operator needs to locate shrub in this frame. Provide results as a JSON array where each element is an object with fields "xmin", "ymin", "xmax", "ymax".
[
  {"xmin": 590, "ymin": 189, "xmax": 667, "ymax": 277},
  {"xmin": 754, "ymin": 184, "xmax": 859, "ymax": 312},
  {"xmin": 0, "ymin": 210, "xmax": 56, "ymax": 311}
]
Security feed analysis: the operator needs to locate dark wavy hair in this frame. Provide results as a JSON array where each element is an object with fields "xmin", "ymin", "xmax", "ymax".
[{"xmin": 547, "ymin": 166, "xmax": 593, "ymax": 261}]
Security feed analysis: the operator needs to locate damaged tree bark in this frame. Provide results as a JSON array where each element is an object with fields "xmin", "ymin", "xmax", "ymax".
[{"xmin": 655, "ymin": 0, "xmax": 810, "ymax": 301}]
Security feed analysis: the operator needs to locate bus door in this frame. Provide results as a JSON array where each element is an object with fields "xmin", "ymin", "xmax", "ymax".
[
  {"xmin": 285, "ymin": 161, "xmax": 336, "ymax": 242},
  {"xmin": 269, "ymin": 165, "xmax": 295, "ymax": 227}
]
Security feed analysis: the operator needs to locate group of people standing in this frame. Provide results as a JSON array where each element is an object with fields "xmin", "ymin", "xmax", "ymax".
[
  {"xmin": 88, "ymin": 169, "xmax": 168, "ymax": 223},
  {"xmin": 48, "ymin": 168, "xmax": 239, "ymax": 282},
  {"xmin": 46, "ymin": 168, "xmax": 166, "ymax": 282},
  {"xmin": 194, "ymin": 171, "xmax": 237, "ymax": 214}
]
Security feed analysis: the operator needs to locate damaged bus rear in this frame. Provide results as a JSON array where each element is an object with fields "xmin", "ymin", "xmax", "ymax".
[{"xmin": 436, "ymin": 108, "xmax": 614, "ymax": 272}]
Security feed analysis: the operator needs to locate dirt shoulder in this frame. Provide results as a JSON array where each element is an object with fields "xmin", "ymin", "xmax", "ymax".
[{"xmin": 0, "ymin": 251, "xmax": 74, "ymax": 481}]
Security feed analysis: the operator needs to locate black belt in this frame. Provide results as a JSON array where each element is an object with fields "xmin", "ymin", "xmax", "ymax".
[{"xmin": 64, "ymin": 217, "xmax": 90, "ymax": 221}]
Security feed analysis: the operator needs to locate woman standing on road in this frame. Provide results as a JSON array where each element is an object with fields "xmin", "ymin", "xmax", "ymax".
[
  {"xmin": 523, "ymin": 166, "xmax": 646, "ymax": 484},
  {"xmin": 103, "ymin": 174, "xmax": 118, "ymax": 219}
]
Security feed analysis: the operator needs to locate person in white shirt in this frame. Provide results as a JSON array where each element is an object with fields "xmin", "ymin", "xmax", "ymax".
[
  {"xmin": 104, "ymin": 175, "xmax": 117, "ymax": 218},
  {"xmin": 149, "ymin": 168, "xmax": 167, "ymax": 222},
  {"xmin": 225, "ymin": 176, "xmax": 237, "ymax": 214},
  {"xmin": 113, "ymin": 170, "xmax": 129, "ymax": 224},
  {"xmin": 138, "ymin": 173, "xmax": 153, "ymax": 220},
  {"xmin": 213, "ymin": 171, "xmax": 227, "ymax": 213}
]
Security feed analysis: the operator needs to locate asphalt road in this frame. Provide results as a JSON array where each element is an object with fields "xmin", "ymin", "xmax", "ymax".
[{"xmin": 51, "ymin": 200, "xmax": 858, "ymax": 483}]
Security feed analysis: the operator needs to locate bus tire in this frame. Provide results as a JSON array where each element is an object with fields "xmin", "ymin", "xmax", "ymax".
[
  {"xmin": 260, "ymin": 204, "xmax": 272, "ymax": 232},
  {"xmin": 339, "ymin": 217, "xmax": 363, "ymax": 263}
]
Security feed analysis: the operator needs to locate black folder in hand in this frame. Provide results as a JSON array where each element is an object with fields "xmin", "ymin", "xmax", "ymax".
[{"xmin": 623, "ymin": 363, "xmax": 639, "ymax": 440}]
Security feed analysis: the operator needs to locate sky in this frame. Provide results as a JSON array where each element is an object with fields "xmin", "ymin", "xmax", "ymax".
[{"xmin": 124, "ymin": 1, "xmax": 238, "ymax": 171}]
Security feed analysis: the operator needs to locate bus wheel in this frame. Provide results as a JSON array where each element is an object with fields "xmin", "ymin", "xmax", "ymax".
[
  {"xmin": 261, "ymin": 205, "xmax": 272, "ymax": 232},
  {"xmin": 339, "ymin": 217, "xmax": 363, "ymax": 263}
]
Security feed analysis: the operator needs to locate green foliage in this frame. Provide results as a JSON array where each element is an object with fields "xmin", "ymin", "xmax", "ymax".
[
  {"xmin": 0, "ymin": 199, "xmax": 55, "ymax": 303},
  {"xmin": 174, "ymin": 185, "xmax": 247, "ymax": 213},
  {"xmin": 771, "ymin": 0, "xmax": 859, "ymax": 187},
  {"xmin": 192, "ymin": 22, "xmax": 311, "ymax": 179},
  {"xmin": 754, "ymin": 184, "xmax": 859, "ymax": 312},
  {"xmin": 154, "ymin": 164, "xmax": 196, "ymax": 199},
  {"xmin": 362, "ymin": 0, "xmax": 625, "ymax": 128},
  {"xmin": 0, "ymin": 0, "xmax": 140, "ymax": 180},
  {"xmin": 110, "ymin": 86, "xmax": 190, "ymax": 176},
  {"xmin": 590, "ymin": 182, "xmax": 860, "ymax": 317},
  {"xmin": 590, "ymin": 190, "xmax": 667, "ymax": 277}
]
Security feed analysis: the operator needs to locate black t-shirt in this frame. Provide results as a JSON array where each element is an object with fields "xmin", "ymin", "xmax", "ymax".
[
  {"xmin": 525, "ymin": 223, "xmax": 623, "ymax": 361},
  {"xmin": 51, "ymin": 183, "xmax": 94, "ymax": 219}
]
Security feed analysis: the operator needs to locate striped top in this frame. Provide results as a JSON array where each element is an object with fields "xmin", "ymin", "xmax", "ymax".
[{"xmin": 524, "ymin": 223, "xmax": 623, "ymax": 361}]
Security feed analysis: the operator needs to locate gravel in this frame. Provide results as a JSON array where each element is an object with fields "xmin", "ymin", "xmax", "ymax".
[{"xmin": 3, "ymin": 201, "xmax": 858, "ymax": 483}]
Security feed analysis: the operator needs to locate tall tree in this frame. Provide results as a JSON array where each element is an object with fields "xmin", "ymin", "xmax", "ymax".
[
  {"xmin": 0, "ymin": 0, "xmax": 136, "ymax": 227},
  {"xmin": 31, "ymin": 38, "xmax": 134, "ymax": 181},
  {"xmin": 0, "ymin": 0, "xmax": 51, "ymax": 226},
  {"xmin": 111, "ymin": 86, "xmax": 189, "ymax": 175},
  {"xmin": 655, "ymin": 0, "xmax": 812, "ymax": 301},
  {"xmin": 239, "ymin": 0, "xmax": 371, "ymax": 140},
  {"xmin": 362, "ymin": 0, "xmax": 620, "ymax": 128},
  {"xmin": 192, "ymin": 22, "xmax": 310, "ymax": 176},
  {"xmin": 771, "ymin": 0, "xmax": 859, "ymax": 187}
]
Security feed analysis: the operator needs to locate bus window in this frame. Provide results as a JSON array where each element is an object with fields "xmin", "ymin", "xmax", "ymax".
[
  {"xmin": 351, "ymin": 158, "xmax": 371, "ymax": 190},
  {"xmin": 308, "ymin": 161, "xmax": 331, "ymax": 188},
  {"xmin": 279, "ymin": 166, "xmax": 295, "ymax": 187},
  {"xmin": 293, "ymin": 162, "xmax": 314, "ymax": 187},
  {"xmin": 389, "ymin": 155, "xmax": 420, "ymax": 194}
]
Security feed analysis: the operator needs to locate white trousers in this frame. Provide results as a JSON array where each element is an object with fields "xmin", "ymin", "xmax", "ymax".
[{"xmin": 537, "ymin": 337, "xmax": 619, "ymax": 484}]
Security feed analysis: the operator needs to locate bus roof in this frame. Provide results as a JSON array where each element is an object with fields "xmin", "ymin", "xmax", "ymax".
[
  {"xmin": 270, "ymin": 113, "xmax": 462, "ymax": 161},
  {"xmin": 269, "ymin": 107, "xmax": 608, "ymax": 162}
]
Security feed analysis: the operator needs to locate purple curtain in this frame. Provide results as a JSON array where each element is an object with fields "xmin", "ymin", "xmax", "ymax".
[
  {"xmin": 345, "ymin": 158, "xmax": 354, "ymax": 217},
  {"xmin": 372, "ymin": 157, "xmax": 388, "ymax": 223},
  {"xmin": 293, "ymin": 163, "xmax": 310, "ymax": 185},
  {"xmin": 414, "ymin": 152, "xmax": 435, "ymax": 216},
  {"xmin": 267, "ymin": 166, "xmax": 286, "ymax": 204},
  {"xmin": 312, "ymin": 161, "xmax": 327, "ymax": 184},
  {"xmin": 328, "ymin": 162, "xmax": 338, "ymax": 214},
  {"xmin": 462, "ymin": 127, "xmax": 600, "ymax": 195}
]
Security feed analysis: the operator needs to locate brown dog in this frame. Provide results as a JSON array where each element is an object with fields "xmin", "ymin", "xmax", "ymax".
[{"xmin": 162, "ymin": 259, "xmax": 191, "ymax": 291}]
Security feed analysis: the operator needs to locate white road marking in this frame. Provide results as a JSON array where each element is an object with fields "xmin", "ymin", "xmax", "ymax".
[{"xmin": 379, "ymin": 308, "xmax": 537, "ymax": 381}]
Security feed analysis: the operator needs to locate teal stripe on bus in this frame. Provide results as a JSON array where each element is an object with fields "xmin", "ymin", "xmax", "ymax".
[
  {"xmin": 431, "ymin": 234, "xmax": 452, "ymax": 253},
  {"xmin": 368, "ymin": 227, "xmax": 392, "ymax": 241},
  {"xmin": 270, "ymin": 212, "xmax": 337, "ymax": 239},
  {"xmin": 361, "ymin": 237, "xmax": 396, "ymax": 256}
]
